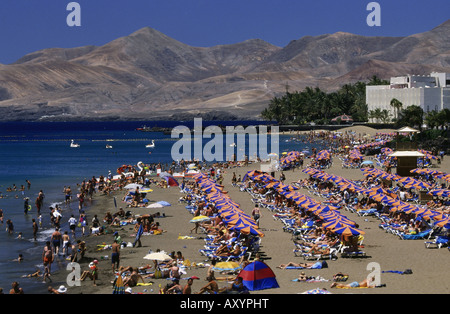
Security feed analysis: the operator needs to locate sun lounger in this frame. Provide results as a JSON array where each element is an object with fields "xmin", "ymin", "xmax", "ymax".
[
  {"xmin": 341, "ymin": 250, "xmax": 367, "ymax": 258},
  {"xmin": 424, "ymin": 236, "xmax": 450, "ymax": 249},
  {"xmin": 400, "ymin": 229, "xmax": 432, "ymax": 240}
]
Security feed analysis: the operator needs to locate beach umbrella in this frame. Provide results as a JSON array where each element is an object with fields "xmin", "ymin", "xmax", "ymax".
[
  {"xmin": 322, "ymin": 220, "xmax": 353, "ymax": 230},
  {"xmin": 301, "ymin": 288, "xmax": 332, "ymax": 294},
  {"xmin": 360, "ymin": 160, "xmax": 373, "ymax": 166},
  {"xmin": 140, "ymin": 188, "xmax": 153, "ymax": 193},
  {"xmin": 147, "ymin": 203, "xmax": 164, "ymax": 208},
  {"xmin": 189, "ymin": 215, "xmax": 211, "ymax": 223},
  {"xmin": 143, "ymin": 252, "xmax": 172, "ymax": 262},
  {"xmin": 303, "ymin": 168, "xmax": 319, "ymax": 175},
  {"xmin": 157, "ymin": 201, "xmax": 171, "ymax": 207},
  {"xmin": 332, "ymin": 226, "xmax": 365, "ymax": 236},
  {"xmin": 212, "ymin": 261, "xmax": 243, "ymax": 273},
  {"xmin": 435, "ymin": 218, "xmax": 450, "ymax": 228},
  {"xmin": 233, "ymin": 224, "xmax": 264, "ymax": 237},
  {"xmin": 124, "ymin": 183, "xmax": 143, "ymax": 190},
  {"xmin": 113, "ymin": 274, "xmax": 125, "ymax": 294},
  {"xmin": 428, "ymin": 212, "xmax": 446, "ymax": 221},
  {"xmin": 370, "ymin": 194, "xmax": 393, "ymax": 203},
  {"xmin": 237, "ymin": 261, "xmax": 279, "ymax": 291},
  {"xmin": 428, "ymin": 189, "xmax": 450, "ymax": 197}
]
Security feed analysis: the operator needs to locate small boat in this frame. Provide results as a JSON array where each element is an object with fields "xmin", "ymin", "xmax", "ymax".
[
  {"xmin": 146, "ymin": 140, "xmax": 155, "ymax": 148},
  {"xmin": 136, "ymin": 125, "xmax": 152, "ymax": 132},
  {"xmin": 70, "ymin": 140, "xmax": 80, "ymax": 148},
  {"xmin": 106, "ymin": 145, "xmax": 113, "ymax": 149}
]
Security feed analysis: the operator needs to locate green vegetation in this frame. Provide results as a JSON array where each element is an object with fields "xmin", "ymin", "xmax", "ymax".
[{"xmin": 261, "ymin": 76, "xmax": 388, "ymax": 125}]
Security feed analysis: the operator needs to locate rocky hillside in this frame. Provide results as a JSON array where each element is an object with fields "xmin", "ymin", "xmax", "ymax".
[{"xmin": 0, "ymin": 20, "xmax": 449, "ymax": 121}]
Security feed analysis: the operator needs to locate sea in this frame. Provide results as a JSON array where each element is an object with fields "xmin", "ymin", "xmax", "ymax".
[{"xmin": 0, "ymin": 120, "xmax": 325, "ymax": 294}]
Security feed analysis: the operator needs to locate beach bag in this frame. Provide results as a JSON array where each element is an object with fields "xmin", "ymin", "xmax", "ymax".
[
  {"xmin": 154, "ymin": 268, "xmax": 163, "ymax": 279},
  {"xmin": 403, "ymin": 269, "xmax": 413, "ymax": 275}
]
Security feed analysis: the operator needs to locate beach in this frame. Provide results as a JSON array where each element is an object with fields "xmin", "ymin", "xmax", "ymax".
[{"xmin": 30, "ymin": 125, "xmax": 450, "ymax": 295}]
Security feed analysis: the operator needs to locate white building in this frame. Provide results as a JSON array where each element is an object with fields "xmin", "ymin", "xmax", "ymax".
[{"xmin": 366, "ymin": 72, "xmax": 450, "ymax": 121}]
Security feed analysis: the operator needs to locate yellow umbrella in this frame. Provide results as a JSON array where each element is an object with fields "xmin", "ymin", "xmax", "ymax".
[{"xmin": 212, "ymin": 261, "xmax": 242, "ymax": 272}]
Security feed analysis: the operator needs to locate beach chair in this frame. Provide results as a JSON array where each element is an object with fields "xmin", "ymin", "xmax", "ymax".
[
  {"xmin": 295, "ymin": 244, "xmax": 338, "ymax": 261},
  {"xmin": 357, "ymin": 208, "xmax": 377, "ymax": 217},
  {"xmin": 424, "ymin": 236, "xmax": 450, "ymax": 249},
  {"xmin": 341, "ymin": 250, "xmax": 367, "ymax": 258},
  {"xmin": 399, "ymin": 229, "xmax": 432, "ymax": 240},
  {"xmin": 345, "ymin": 205, "xmax": 358, "ymax": 214}
]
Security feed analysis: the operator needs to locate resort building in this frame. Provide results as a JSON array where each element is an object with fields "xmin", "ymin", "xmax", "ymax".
[{"xmin": 366, "ymin": 72, "xmax": 450, "ymax": 120}]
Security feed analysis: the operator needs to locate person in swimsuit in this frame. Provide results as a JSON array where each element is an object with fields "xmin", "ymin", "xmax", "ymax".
[
  {"xmin": 182, "ymin": 278, "xmax": 194, "ymax": 294},
  {"xmin": 42, "ymin": 241, "xmax": 54, "ymax": 282},
  {"xmin": 50, "ymin": 228, "xmax": 62, "ymax": 255},
  {"xmin": 111, "ymin": 240, "xmax": 120, "ymax": 273},
  {"xmin": 120, "ymin": 267, "xmax": 145, "ymax": 287},
  {"xmin": 197, "ymin": 276, "xmax": 219, "ymax": 294},
  {"xmin": 166, "ymin": 279, "xmax": 183, "ymax": 294},
  {"xmin": 32, "ymin": 218, "xmax": 38, "ymax": 241},
  {"xmin": 80, "ymin": 260, "xmax": 99, "ymax": 286},
  {"xmin": 62, "ymin": 231, "xmax": 70, "ymax": 257},
  {"xmin": 330, "ymin": 276, "xmax": 375, "ymax": 288},
  {"xmin": 9, "ymin": 282, "xmax": 24, "ymax": 294}
]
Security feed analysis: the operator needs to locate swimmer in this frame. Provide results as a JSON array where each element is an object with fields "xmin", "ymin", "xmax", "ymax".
[{"xmin": 13, "ymin": 254, "xmax": 24, "ymax": 262}]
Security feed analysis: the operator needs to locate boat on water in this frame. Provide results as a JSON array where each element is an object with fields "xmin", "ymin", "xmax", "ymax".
[
  {"xmin": 70, "ymin": 140, "xmax": 80, "ymax": 148},
  {"xmin": 136, "ymin": 125, "xmax": 152, "ymax": 132},
  {"xmin": 106, "ymin": 145, "xmax": 113, "ymax": 149},
  {"xmin": 146, "ymin": 140, "xmax": 155, "ymax": 148}
]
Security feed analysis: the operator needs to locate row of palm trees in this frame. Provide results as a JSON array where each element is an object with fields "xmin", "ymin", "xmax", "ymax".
[
  {"xmin": 368, "ymin": 98, "xmax": 403, "ymax": 123},
  {"xmin": 369, "ymin": 98, "xmax": 450, "ymax": 130}
]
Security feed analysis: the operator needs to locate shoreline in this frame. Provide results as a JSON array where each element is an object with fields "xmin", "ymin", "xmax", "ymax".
[
  {"xmin": 9, "ymin": 124, "xmax": 450, "ymax": 295},
  {"xmin": 45, "ymin": 164, "xmax": 450, "ymax": 295}
]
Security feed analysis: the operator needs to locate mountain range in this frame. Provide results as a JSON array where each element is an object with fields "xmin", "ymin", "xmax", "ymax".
[{"xmin": 0, "ymin": 20, "xmax": 449, "ymax": 121}]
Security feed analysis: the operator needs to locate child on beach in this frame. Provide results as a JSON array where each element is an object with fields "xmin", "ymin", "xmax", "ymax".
[{"xmin": 80, "ymin": 260, "xmax": 99, "ymax": 286}]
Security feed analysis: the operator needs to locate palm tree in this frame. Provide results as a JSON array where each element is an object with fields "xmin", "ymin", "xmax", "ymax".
[
  {"xmin": 369, "ymin": 108, "xmax": 383, "ymax": 123},
  {"xmin": 390, "ymin": 98, "xmax": 403, "ymax": 121},
  {"xmin": 380, "ymin": 109, "xmax": 392, "ymax": 123}
]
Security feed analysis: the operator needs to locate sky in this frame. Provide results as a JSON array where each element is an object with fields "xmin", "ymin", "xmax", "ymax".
[{"xmin": 0, "ymin": 0, "xmax": 448, "ymax": 64}]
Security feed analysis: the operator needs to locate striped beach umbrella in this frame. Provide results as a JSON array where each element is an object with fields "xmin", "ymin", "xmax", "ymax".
[
  {"xmin": 322, "ymin": 220, "xmax": 353, "ymax": 230},
  {"xmin": 435, "ymin": 218, "xmax": 450, "ymax": 228},
  {"xmin": 113, "ymin": 274, "xmax": 125, "ymax": 294},
  {"xmin": 189, "ymin": 215, "xmax": 211, "ymax": 223},
  {"xmin": 212, "ymin": 261, "xmax": 243, "ymax": 273},
  {"xmin": 332, "ymin": 226, "xmax": 365, "ymax": 236}
]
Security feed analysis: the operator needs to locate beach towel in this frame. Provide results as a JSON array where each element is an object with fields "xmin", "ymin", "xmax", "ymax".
[
  {"xmin": 292, "ymin": 277, "xmax": 329, "ymax": 283},
  {"xmin": 336, "ymin": 285, "xmax": 371, "ymax": 289},
  {"xmin": 285, "ymin": 261, "xmax": 327, "ymax": 270},
  {"xmin": 382, "ymin": 269, "xmax": 412, "ymax": 275}
]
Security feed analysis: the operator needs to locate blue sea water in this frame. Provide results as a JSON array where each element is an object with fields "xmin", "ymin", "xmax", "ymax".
[{"xmin": 0, "ymin": 121, "xmax": 323, "ymax": 294}]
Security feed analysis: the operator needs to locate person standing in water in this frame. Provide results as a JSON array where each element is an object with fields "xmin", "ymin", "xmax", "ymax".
[
  {"xmin": 32, "ymin": 218, "xmax": 38, "ymax": 241},
  {"xmin": 24, "ymin": 197, "xmax": 30, "ymax": 215}
]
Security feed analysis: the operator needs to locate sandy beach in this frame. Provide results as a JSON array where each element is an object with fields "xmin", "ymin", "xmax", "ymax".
[{"xmin": 38, "ymin": 125, "xmax": 450, "ymax": 295}]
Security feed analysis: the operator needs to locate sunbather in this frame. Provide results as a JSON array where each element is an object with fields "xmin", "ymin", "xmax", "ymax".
[
  {"xmin": 330, "ymin": 276, "xmax": 375, "ymax": 288},
  {"xmin": 276, "ymin": 261, "xmax": 319, "ymax": 269},
  {"xmin": 306, "ymin": 244, "xmax": 331, "ymax": 255}
]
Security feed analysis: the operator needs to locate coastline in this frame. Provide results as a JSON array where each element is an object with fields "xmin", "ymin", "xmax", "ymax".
[
  {"xmin": 11, "ymin": 124, "xmax": 450, "ymax": 295},
  {"xmin": 44, "ymin": 157, "xmax": 450, "ymax": 295}
]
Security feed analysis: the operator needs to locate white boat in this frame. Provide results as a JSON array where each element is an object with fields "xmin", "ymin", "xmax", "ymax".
[
  {"xmin": 70, "ymin": 140, "xmax": 80, "ymax": 148},
  {"xmin": 106, "ymin": 145, "xmax": 113, "ymax": 149},
  {"xmin": 146, "ymin": 140, "xmax": 155, "ymax": 148}
]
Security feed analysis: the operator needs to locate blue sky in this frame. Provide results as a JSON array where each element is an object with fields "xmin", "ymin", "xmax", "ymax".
[{"xmin": 0, "ymin": 0, "xmax": 448, "ymax": 64}]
